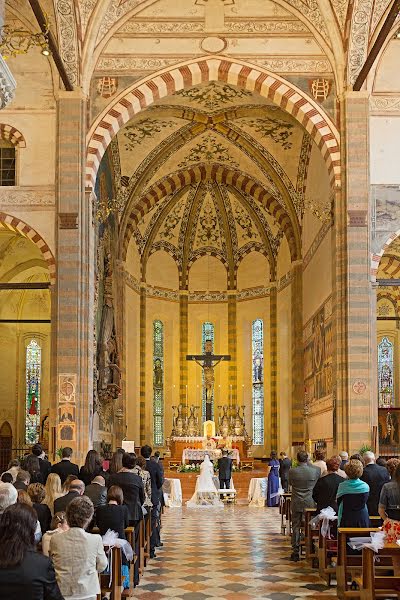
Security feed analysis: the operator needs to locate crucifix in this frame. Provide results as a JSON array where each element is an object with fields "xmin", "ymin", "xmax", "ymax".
[{"xmin": 186, "ymin": 339, "xmax": 231, "ymax": 421}]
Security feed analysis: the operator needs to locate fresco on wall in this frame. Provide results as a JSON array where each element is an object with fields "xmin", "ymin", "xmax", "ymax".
[
  {"xmin": 304, "ymin": 296, "xmax": 333, "ymax": 403},
  {"xmin": 371, "ymin": 185, "xmax": 400, "ymax": 254}
]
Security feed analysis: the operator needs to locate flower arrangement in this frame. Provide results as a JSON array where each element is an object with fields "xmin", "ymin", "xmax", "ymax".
[{"xmin": 177, "ymin": 463, "xmax": 200, "ymax": 473}]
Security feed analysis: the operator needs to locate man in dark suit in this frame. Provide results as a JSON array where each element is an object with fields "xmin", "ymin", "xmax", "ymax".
[
  {"xmin": 142, "ymin": 444, "xmax": 163, "ymax": 558},
  {"xmin": 279, "ymin": 452, "xmax": 292, "ymax": 493},
  {"xmin": 54, "ymin": 479, "xmax": 85, "ymax": 513},
  {"xmin": 85, "ymin": 475, "xmax": 107, "ymax": 509},
  {"xmin": 51, "ymin": 447, "xmax": 79, "ymax": 484},
  {"xmin": 361, "ymin": 451, "xmax": 390, "ymax": 516},
  {"xmin": 218, "ymin": 450, "xmax": 233, "ymax": 489},
  {"xmin": 288, "ymin": 450, "xmax": 320, "ymax": 561},
  {"xmin": 14, "ymin": 470, "xmax": 30, "ymax": 491},
  {"xmin": 32, "ymin": 443, "xmax": 51, "ymax": 484}
]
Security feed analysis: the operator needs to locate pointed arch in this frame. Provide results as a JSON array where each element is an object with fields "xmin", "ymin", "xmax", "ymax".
[
  {"xmin": 371, "ymin": 229, "xmax": 400, "ymax": 280},
  {"xmin": 0, "ymin": 212, "xmax": 56, "ymax": 283},
  {"xmin": 86, "ymin": 56, "xmax": 340, "ymax": 190},
  {"xmin": 0, "ymin": 124, "xmax": 26, "ymax": 148}
]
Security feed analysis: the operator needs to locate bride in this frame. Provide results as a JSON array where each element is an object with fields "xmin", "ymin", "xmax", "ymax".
[{"xmin": 186, "ymin": 454, "xmax": 224, "ymax": 508}]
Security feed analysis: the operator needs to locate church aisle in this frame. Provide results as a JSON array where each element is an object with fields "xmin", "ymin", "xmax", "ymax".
[{"xmin": 134, "ymin": 506, "xmax": 337, "ymax": 600}]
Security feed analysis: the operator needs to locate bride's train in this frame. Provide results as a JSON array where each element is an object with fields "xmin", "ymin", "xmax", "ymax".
[{"xmin": 186, "ymin": 454, "xmax": 224, "ymax": 509}]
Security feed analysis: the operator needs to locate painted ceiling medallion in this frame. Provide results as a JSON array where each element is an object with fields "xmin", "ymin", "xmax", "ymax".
[{"xmin": 200, "ymin": 36, "xmax": 227, "ymax": 53}]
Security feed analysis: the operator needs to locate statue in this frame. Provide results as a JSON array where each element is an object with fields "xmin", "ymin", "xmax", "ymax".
[
  {"xmin": 187, "ymin": 405, "xmax": 200, "ymax": 436},
  {"xmin": 218, "ymin": 404, "xmax": 231, "ymax": 437},
  {"xmin": 234, "ymin": 405, "xmax": 246, "ymax": 437},
  {"xmin": 154, "ymin": 358, "xmax": 163, "ymax": 387},
  {"xmin": 172, "ymin": 404, "xmax": 186, "ymax": 437}
]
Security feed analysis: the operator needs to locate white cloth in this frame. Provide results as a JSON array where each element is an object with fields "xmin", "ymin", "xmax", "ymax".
[
  {"xmin": 186, "ymin": 456, "xmax": 224, "ymax": 509},
  {"xmin": 163, "ymin": 478, "xmax": 183, "ymax": 507},
  {"xmin": 182, "ymin": 448, "xmax": 240, "ymax": 464},
  {"xmin": 248, "ymin": 477, "xmax": 268, "ymax": 507}
]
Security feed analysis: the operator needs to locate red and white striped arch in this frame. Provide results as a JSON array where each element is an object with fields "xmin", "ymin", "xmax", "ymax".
[
  {"xmin": 0, "ymin": 124, "xmax": 26, "ymax": 148},
  {"xmin": 0, "ymin": 212, "xmax": 56, "ymax": 283},
  {"xmin": 86, "ymin": 56, "xmax": 340, "ymax": 189},
  {"xmin": 371, "ymin": 229, "xmax": 400, "ymax": 280}
]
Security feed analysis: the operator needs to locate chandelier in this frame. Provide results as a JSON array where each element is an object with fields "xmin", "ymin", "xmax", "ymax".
[{"xmin": 0, "ymin": 17, "xmax": 51, "ymax": 59}]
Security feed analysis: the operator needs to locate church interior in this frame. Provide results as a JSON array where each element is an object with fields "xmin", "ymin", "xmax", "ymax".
[{"xmin": 1, "ymin": 0, "xmax": 400, "ymax": 597}]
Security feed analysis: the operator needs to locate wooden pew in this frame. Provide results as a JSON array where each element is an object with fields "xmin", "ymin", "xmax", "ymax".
[
  {"xmin": 304, "ymin": 508, "xmax": 318, "ymax": 563},
  {"xmin": 279, "ymin": 493, "xmax": 291, "ymax": 535},
  {"xmin": 336, "ymin": 527, "xmax": 383, "ymax": 598},
  {"xmin": 317, "ymin": 522, "xmax": 338, "ymax": 585},
  {"xmin": 358, "ymin": 544, "xmax": 400, "ymax": 600},
  {"xmin": 98, "ymin": 545, "xmax": 123, "ymax": 600}
]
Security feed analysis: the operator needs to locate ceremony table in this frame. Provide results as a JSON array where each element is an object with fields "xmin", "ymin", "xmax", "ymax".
[
  {"xmin": 162, "ymin": 478, "xmax": 183, "ymax": 508},
  {"xmin": 182, "ymin": 448, "xmax": 240, "ymax": 464},
  {"xmin": 248, "ymin": 477, "xmax": 269, "ymax": 507}
]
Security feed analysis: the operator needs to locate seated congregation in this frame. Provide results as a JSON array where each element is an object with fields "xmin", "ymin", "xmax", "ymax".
[
  {"xmin": 283, "ymin": 448, "xmax": 400, "ymax": 597},
  {"xmin": 0, "ymin": 443, "xmax": 164, "ymax": 600}
]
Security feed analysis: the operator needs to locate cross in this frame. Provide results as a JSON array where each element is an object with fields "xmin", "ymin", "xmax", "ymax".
[
  {"xmin": 195, "ymin": 0, "xmax": 235, "ymax": 32},
  {"xmin": 187, "ymin": 339, "xmax": 231, "ymax": 421}
]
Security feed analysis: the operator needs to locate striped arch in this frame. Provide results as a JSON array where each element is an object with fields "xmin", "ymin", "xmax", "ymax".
[
  {"xmin": 122, "ymin": 164, "xmax": 300, "ymax": 262},
  {"xmin": 371, "ymin": 229, "xmax": 400, "ymax": 280},
  {"xmin": 0, "ymin": 212, "xmax": 56, "ymax": 283},
  {"xmin": 0, "ymin": 124, "xmax": 26, "ymax": 148},
  {"xmin": 187, "ymin": 249, "xmax": 229, "ymax": 271},
  {"xmin": 86, "ymin": 56, "xmax": 340, "ymax": 189}
]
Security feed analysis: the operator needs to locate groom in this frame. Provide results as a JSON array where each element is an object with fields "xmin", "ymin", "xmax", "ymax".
[{"xmin": 218, "ymin": 449, "xmax": 233, "ymax": 489}]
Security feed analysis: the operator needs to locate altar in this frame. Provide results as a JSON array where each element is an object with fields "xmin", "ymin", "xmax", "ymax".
[{"xmin": 182, "ymin": 448, "xmax": 240, "ymax": 464}]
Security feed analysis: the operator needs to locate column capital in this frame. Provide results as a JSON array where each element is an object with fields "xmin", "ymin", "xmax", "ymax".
[{"xmin": 57, "ymin": 88, "xmax": 88, "ymax": 101}]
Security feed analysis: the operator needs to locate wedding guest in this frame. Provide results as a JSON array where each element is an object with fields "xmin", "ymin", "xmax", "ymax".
[
  {"xmin": 386, "ymin": 458, "xmax": 400, "ymax": 479},
  {"xmin": 1, "ymin": 473, "xmax": 13, "ymax": 483},
  {"xmin": 28, "ymin": 483, "xmax": 52, "ymax": 535},
  {"xmin": 379, "ymin": 464, "xmax": 400, "ymax": 574},
  {"xmin": 312, "ymin": 456, "xmax": 342, "ymax": 513},
  {"xmin": 79, "ymin": 450, "xmax": 107, "ymax": 486},
  {"xmin": 141, "ymin": 445, "xmax": 163, "ymax": 558},
  {"xmin": 62, "ymin": 474, "xmax": 78, "ymax": 494},
  {"xmin": 32, "ymin": 443, "xmax": 52, "ymax": 484},
  {"xmin": 23, "ymin": 455, "xmax": 43, "ymax": 484},
  {"xmin": 288, "ymin": 451, "xmax": 319, "ymax": 562},
  {"xmin": 42, "ymin": 512, "xmax": 69, "ymax": 557},
  {"xmin": 339, "ymin": 451, "xmax": 349, "ymax": 470},
  {"xmin": 376, "ymin": 457, "xmax": 388, "ymax": 469},
  {"xmin": 0, "ymin": 504, "xmax": 63, "ymax": 600},
  {"xmin": 0, "ymin": 483, "xmax": 17, "ymax": 515},
  {"xmin": 313, "ymin": 450, "xmax": 327, "ymax": 477},
  {"xmin": 51, "ymin": 447, "xmax": 79, "ymax": 485},
  {"xmin": 50, "ymin": 496, "xmax": 107, "ymax": 600},
  {"xmin": 108, "ymin": 453, "xmax": 144, "ymax": 525},
  {"xmin": 54, "ymin": 480, "xmax": 85, "ymax": 514},
  {"xmin": 108, "ymin": 449, "xmax": 124, "ymax": 476},
  {"xmin": 361, "ymin": 451, "xmax": 390, "ymax": 516},
  {"xmin": 331, "ymin": 455, "xmax": 348, "ymax": 479},
  {"xmin": 14, "ymin": 470, "xmax": 30, "ymax": 491},
  {"xmin": 1, "ymin": 459, "xmax": 20, "ymax": 483},
  {"xmin": 44, "ymin": 473, "xmax": 64, "ymax": 516},
  {"xmin": 337, "ymin": 459, "xmax": 369, "ymax": 527},
  {"xmin": 84, "ymin": 475, "xmax": 107, "ymax": 509},
  {"xmin": 267, "ymin": 451, "xmax": 280, "ymax": 507},
  {"xmin": 279, "ymin": 452, "xmax": 292, "ymax": 492},
  {"xmin": 17, "ymin": 489, "xmax": 32, "ymax": 506},
  {"xmin": 350, "ymin": 453, "xmax": 365, "ymax": 466},
  {"xmin": 133, "ymin": 456, "xmax": 152, "ymax": 508}
]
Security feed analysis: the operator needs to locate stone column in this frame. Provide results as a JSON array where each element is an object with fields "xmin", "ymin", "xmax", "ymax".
[
  {"xmin": 291, "ymin": 261, "xmax": 304, "ymax": 444},
  {"xmin": 179, "ymin": 290, "xmax": 189, "ymax": 408},
  {"xmin": 333, "ymin": 91, "xmax": 374, "ymax": 453},
  {"xmin": 227, "ymin": 290, "xmax": 238, "ymax": 415},
  {"xmin": 139, "ymin": 283, "xmax": 146, "ymax": 445},
  {"xmin": 53, "ymin": 90, "xmax": 94, "ymax": 464},
  {"xmin": 269, "ymin": 282, "xmax": 278, "ymax": 452}
]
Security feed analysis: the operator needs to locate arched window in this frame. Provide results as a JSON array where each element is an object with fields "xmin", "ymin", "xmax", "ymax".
[
  {"xmin": 26, "ymin": 339, "xmax": 41, "ymax": 444},
  {"xmin": 378, "ymin": 336, "xmax": 394, "ymax": 408},
  {"xmin": 153, "ymin": 320, "xmax": 164, "ymax": 446},
  {"xmin": 252, "ymin": 319, "xmax": 264, "ymax": 445},
  {"xmin": 202, "ymin": 322, "xmax": 215, "ymax": 422}
]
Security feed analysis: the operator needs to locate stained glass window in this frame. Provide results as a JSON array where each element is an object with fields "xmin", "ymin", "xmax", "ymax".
[
  {"xmin": 26, "ymin": 339, "xmax": 41, "ymax": 444},
  {"xmin": 153, "ymin": 320, "xmax": 164, "ymax": 446},
  {"xmin": 252, "ymin": 319, "xmax": 264, "ymax": 445},
  {"xmin": 378, "ymin": 336, "xmax": 394, "ymax": 408},
  {"xmin": 202, "ymin": 322, "xmax": 215, "ymax": 422}
]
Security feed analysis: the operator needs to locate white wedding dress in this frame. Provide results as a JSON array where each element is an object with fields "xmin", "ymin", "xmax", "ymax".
[{"xmin": 186, "ymin": 455, "xmax": 224, "ymax": 508}]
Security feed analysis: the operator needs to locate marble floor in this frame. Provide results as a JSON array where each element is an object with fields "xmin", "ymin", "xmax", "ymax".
[{"xmin": 134, "ymin": 505, "xmax": 338, "ymax": 600}]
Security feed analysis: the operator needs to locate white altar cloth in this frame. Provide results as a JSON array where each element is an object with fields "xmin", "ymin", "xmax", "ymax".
[
  {"xmin": 248, "ymin": 477, "xmax": 268, "ymax": 507},
  {"xmin": 163, "ymin": 478, "xmax": 182, "ymax": 508},
  {"xmin": 182, "ymin": 448, "xmax": 240, "ymax": 464}
]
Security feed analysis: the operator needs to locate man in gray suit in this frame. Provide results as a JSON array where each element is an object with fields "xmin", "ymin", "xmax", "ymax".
[{"xmin": 288, "ymin": 450, "xmax": 320, "ymax": 561}]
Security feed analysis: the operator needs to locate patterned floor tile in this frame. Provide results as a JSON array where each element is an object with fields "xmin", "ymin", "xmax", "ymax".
[{"xmin": 134, "ymin": 505, "xmax": 338, "ymax": 599}]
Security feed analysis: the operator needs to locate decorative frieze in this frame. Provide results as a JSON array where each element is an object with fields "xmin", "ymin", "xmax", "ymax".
[
  {"xmin": 0, "ymin": 186, "xmax": 55, "ymax": 206},
  {"xmin": 370, "ymin": 96, "xmax": 400, "ymax": 113}
]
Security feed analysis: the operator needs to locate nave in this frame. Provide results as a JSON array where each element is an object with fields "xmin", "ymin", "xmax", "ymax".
[{"xmin": 134, "ymin": 506, "xmax": 336, "ymax": 600}]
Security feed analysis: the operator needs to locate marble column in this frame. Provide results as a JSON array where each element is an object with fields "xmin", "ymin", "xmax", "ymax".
[
  {"xmin": 139, "ymin": 283, "xmax": 146, "ymax": 445},
  {"xmin": 333, "ymin": 91, "xmax": 375, "ymax": 453},
  {"xmin": 53, "ymin": 90, "xmax": 94, "ymax": 463},
  {"xmin": 291, "ymin": 261, "xmax": 304, "ymax": 444},
  {"xmin": 269, "ymin": 282, "xmax": 278, "ymax": 452}
]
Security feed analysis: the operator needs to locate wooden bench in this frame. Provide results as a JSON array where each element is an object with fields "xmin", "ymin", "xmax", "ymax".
[
  {"xmin": 97, "ymin": 545, "xmax": 123, "ymax": 600},
  {"xmin": 279, "ymin": 493, "xmax": 291, "ymax": 536},
  {"xmin": 317, "ymin": 522, "xmax": 338, "ymax": 585},
  {"xmin": 304, "ymin": 507, "xmax": 318, "ymax": 563},
  {"xmin": 358, "ymin": 544, "xmax": 400, "ymax": 599}
]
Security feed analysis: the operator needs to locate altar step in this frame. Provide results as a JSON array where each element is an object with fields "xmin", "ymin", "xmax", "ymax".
[{"xmin": 164, "ymin": 463, "xmax": 270, "ymax": 502}]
